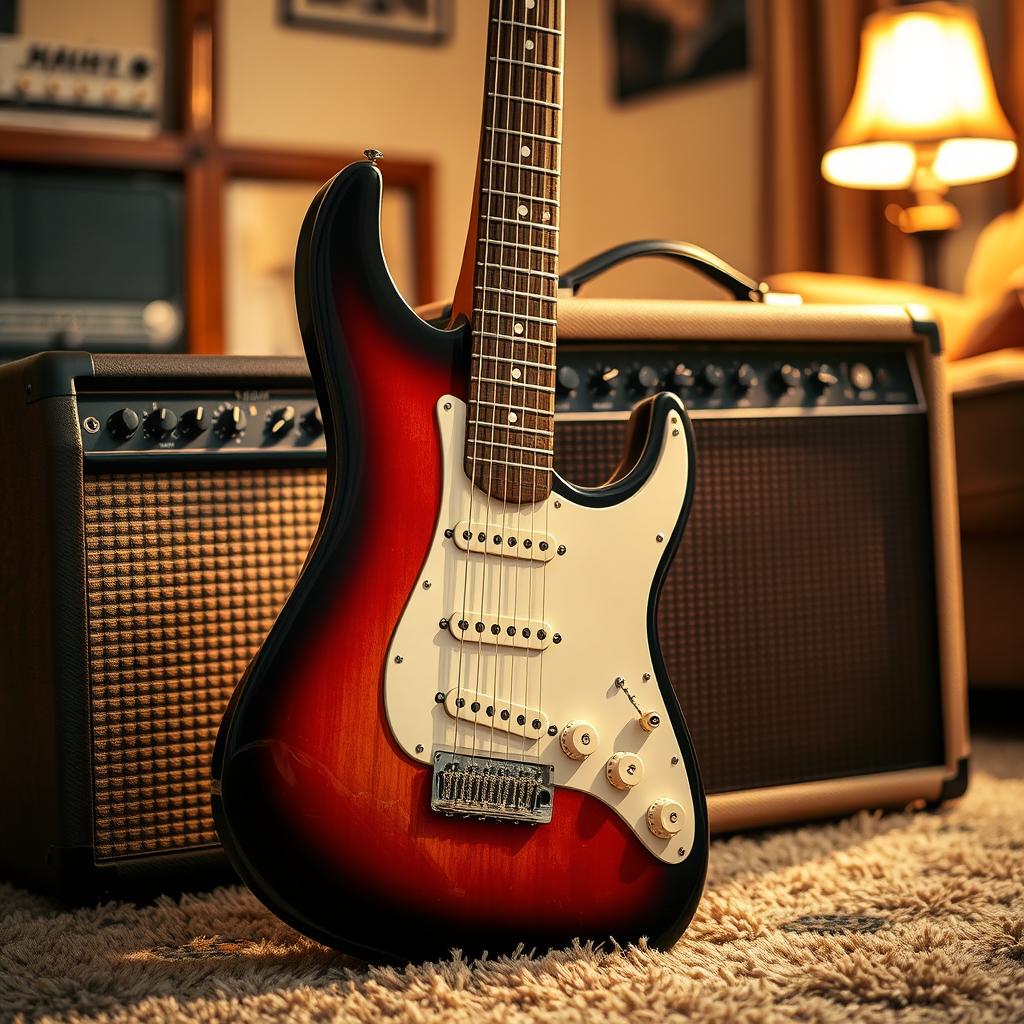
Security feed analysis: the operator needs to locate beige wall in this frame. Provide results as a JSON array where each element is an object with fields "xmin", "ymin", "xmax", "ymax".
[{"xmin": 221, "ymin": 0, "xmax": 760, "ymax": 305}]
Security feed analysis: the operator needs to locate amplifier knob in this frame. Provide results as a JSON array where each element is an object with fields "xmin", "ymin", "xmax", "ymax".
[
  {"xmin": 179, "ymin": 406, "xmax": 208, "ymax": 438},
  {"xmin": 666, "ymin": 363, "xmax": 694, "ymax": 391},
  {"xmin": 850, "ymin": 362, "xmax": 874, "ymax": 390},
  {"xmin": 810, "ymin": 364, "xmax": 839, "ymax": 393},
  {"xmin": 697, "ymin": 363, "xmax": 726, "ymax": 391},
  {"xmin": 107, "ymin": 408, "xmax": 140, "ymax": 441},
  {"xmin": 605, "ymin": 751, "xmax": 644, "ymax": 790},
  {"xmin": 267, "ymin": 405, "xmax": 296, "ymax": 437},
  {"xmin": 646, "ymin": 798, "xmax": 685, "ymax": 839},
  {"xmin": 143, "ymin": 407, "xmax": 178, "ymax": 440},
  {"xmin": 588, "ymin": 365, "xmax": 619, "ymax": 396},
  {"xmin": 734, "ymin": 362, "xmax": 758, "ymax": 391},
  {"xmin": 215, "ymin": 406, "xmax": 248, "ymax": 439},
  {"xmin": 301, "ymin": 407, "xmax": 324, "ymax": 437},
  {"xmin": 772, "ymin": 363, "xmax": 803, "ymax": 392},
  {"xmin": 559, "ymin": 720, "xmax": 599, "ymax": 760},
  {"xmin": 556, "ymin": 365, "xmax": 581, "ymax": 396},
  {"xmin": 629, "ymin": 364, "xmax": 660, "ymax": 396}
]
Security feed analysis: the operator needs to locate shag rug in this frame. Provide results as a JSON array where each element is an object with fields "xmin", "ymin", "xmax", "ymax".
[{"xmin": 2, "ymin": 737, "xmax": 1023, "ymax": 1024}]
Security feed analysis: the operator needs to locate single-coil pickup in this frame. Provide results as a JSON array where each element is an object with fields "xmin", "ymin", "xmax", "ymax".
[
  {"xmin": 443, "ymin": 689, "xmax": 549, "ymax": 741},
  {"xmin": 451, "ymin": 521, "xmax": 557, "ymax": 562},
  {"xmin": 447, "ymin": 613, "xmax": 556, "ymax": 650}
]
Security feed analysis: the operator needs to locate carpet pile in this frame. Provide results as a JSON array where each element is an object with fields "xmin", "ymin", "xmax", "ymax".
[{"xmin": 2, "ymin": 737, "xmax": 1022, "ymax": 1023}]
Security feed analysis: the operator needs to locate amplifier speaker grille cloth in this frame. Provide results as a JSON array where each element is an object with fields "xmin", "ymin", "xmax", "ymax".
[
  {"xmin": 83, "ymin": 468, "xmax": 325, "ymax": 860},
  {"xmin": 554, "ymin": 414, "xmax": 945, "ymax": 795}
]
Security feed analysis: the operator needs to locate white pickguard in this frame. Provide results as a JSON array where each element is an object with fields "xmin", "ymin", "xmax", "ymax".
[{"xmin": 384, "ymin": 396, "xmax": 696, "ymax": 864}]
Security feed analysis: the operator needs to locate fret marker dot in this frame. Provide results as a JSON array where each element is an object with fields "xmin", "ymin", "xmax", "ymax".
[
  {"xmin": 508, "ymin": 412, "xmax": 518, "ymax": 423},
  {"xmin": 517, "ymin": 204, "xmax": 529, "ymax": 217},
  {"xmin": 513, "ymin": 322, "xmax": 524, "ymax": 334},
  {"xmin": 525, "ymin": 39, "xmax": 534, "ymax": 50},
  {"xmin": 521, "ymin": 145, "xmax": 531, "ymax": 157},
  {"xmin": 512, "ymin": 368, "xmax": 522, "ymax": 380},
  {"xmin": 525, "ymin": 0, "xmax": 535, "ymax": 8},
  {"xmin": 542, "ymin": 211, "xmax": 551, "ymax": 222}
]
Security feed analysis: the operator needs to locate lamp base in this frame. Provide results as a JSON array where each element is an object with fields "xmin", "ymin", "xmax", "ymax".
[{"xmin": 912, "ymin": 230, "xmax": 947, "ymax": 290}]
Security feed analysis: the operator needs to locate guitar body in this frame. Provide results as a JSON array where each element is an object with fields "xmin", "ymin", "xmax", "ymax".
[{"xmin": 212, "ymin": 162, "xmax": 708, "ymax": 962}]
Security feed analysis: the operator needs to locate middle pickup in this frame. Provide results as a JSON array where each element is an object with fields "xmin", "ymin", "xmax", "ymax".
[
  {"xmin": 451, "ymin": 521, "xmax": 556, "ymax": 562},
  {"xmin": 447, "ymin": 614, "xmax": 554, "ymax": 650}
]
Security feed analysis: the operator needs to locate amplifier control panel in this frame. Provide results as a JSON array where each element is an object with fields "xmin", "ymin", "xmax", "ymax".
[
  {"xmin": 77, "ymin": 390, "xmax": 326, "ymax": 461},
  {"xmin": 553, "ymin": 344, "xmax": 922, "ymax": 415}
]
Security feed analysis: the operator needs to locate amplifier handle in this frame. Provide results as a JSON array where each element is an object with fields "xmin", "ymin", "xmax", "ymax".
[{"xmin": 557, "ymin": 240, "xmax": 769, "ymax": 302}]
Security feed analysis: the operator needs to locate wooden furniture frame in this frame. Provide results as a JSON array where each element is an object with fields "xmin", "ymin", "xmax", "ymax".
[{"xmin": 0, "ymin": 0, "xmax": 435, "ymax": 354}]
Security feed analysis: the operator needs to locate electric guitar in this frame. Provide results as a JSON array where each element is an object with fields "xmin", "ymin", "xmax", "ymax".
[{"xmin": 213, "ymin": 0, "xmax": 708, "ymax": 963}]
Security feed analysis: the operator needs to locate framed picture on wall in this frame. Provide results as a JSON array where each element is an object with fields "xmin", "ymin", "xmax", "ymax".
[
  {"xmin": 613, "ymin": 0, "xmax": 748, "ymax": 101},
  {"xmin": 281, "ymin": 0, "xmax": 452, "ymax": 44}
]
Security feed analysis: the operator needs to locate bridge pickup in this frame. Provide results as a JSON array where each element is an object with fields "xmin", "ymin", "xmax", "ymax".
[
  {"xmin": 452, "ymin": 521, "xmax": 556, "ymax": 562},
  {"xmin": 443, "ymin": 689, "xmax": 548, "ymax": 741},
  {"xmin": 431, "ymin": 750, "xmax": 553, "ymax": 824},
  {"xmin": 447, "ymin": 614, "xmax": 553, "ymax": 650}
]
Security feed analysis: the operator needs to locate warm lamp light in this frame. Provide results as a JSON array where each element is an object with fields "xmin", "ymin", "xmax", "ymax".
[{"xmin": 821, "ymin": 2, "xmax": 1017, "ymax": 285}]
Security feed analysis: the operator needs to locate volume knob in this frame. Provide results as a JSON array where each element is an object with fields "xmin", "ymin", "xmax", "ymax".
[
  {"xmin": 301, "ymin": 407, "xmax": 324, "ymax": 437},
  {"xmin": 559, "ymin": 720, "xmax": 599, "ymax": 760},
  {"xmin": 556, "ymin": 365, "xmax": 581, "ymax": 396},
  {"xmin": 106, "ymin": 408, "xmax": 140, "ymax": 441},
  {"xmin": 267, "ymin": 405, "xmax": 296, "ymax": 437},
  {"xmin": 605, "ymin": 751, "xmax": 644, "ymax": 790},
  {"xmin": 629, "ymin": 364, "xmax": 660, "ymax": 396},
  {"xmin": 143, "ymin": 407, "xmax": 178, "ymax": 439},
  {"xmin": 178, "ymin": 406, "xmax": 208, "ymax": 438},
  {"xmin": 215, "ymin": 406, "xmax": 247, "ymax": 439},
  {"xmin": 646, "ymin": 798, "xmax": 685, "ymax": 839},
  {"xmin": 773, "ymin": 363, "xmax": 803, "ymax": 392}
]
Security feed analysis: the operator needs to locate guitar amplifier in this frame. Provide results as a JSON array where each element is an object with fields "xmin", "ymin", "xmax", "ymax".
[
  {"xmin": 551, "ymin": 244, "xmax": 968, "ymax": 831},
  {"xmin": 0, "ymin": 353, "xmax": 326, "ymax": 900}
]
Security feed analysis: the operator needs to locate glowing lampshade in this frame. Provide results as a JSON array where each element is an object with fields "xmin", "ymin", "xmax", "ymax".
[{"xmin": 822, "ymin": 2, "xmax": 1017, "ymax": 191}]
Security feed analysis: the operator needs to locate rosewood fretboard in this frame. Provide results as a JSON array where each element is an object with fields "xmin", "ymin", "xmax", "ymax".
[{"xmin": 465, "ymin": 0, "xmax": 564, "ymax": 505}]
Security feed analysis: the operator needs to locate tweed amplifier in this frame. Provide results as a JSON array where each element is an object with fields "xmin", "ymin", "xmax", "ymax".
[{"xmin": 0, "ymin": 353, "xmax": 326, "ymax": 900}]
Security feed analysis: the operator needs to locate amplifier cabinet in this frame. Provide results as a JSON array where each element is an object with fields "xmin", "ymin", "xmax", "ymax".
[
  {"xmin": 553, "ymin": 298, "xmax": 969, "ymax": 832},
  {"xmin": 0, "ymin": 353, "xmax": 326, "ymax": 900}
]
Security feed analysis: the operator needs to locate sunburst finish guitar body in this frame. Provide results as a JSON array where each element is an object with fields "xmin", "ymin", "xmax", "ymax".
[{"xmin": 213, "ymin": 0, "xmax": 708, "ymax": 962}]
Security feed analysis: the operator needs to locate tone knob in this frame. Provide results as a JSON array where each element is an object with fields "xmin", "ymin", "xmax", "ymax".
[
  {"xmin": 215, "ymin": 406, "xmax": 248, "ymax": 439},
  {"xmin": 301, "ymin": 407, "xmax": 324, "ymax": 436},
  {"xmin": 646, "ymin": 798, "xmax": 685, "ymax": 839},
  {"xmin": 143, "ymin": 407, "xmax": 178, "ymax": 439},
  {"xmin": 106, "ymin": 408, "xmax": 139, "ymax": 441},
  {"xmin": 734, "ymin": 362, "xmax": 758, "ymax": 391},
  {"xmin": 556, "ymin": 365, "xmax": 581, "ymax": 396},
  {"xmin": 559, "ymin": 720, "xmax": 599, "ymax": 760},
  {"xmin": 178, "ymin": 406, "xmax": 208, "ymax": 438},
  {"xmin": 850, "ymin": 362, "xmax": 874, "ymax": 390},
  {"xmin": 666, "ymin": 363, "xmax": 694, "ymax": 391},
  {"xmin": 588, "ymin": 365, "xmax": 619, "ymax": 396},
  {"xmin": 697, "ymin": 363, "xmax": 726, "ymax": 391},
  {"xmin": 605, "ymin": 751, "xmax": 644, "ymax": 790},
  {"xmin": 810, "ymin": 364, "xmax": 838, "ymax": 393},
  {"xmin": 629, "ymin": 364, "xmax": 660, "ymax": 396},
  {"xmin": 773, "ymin": 363, "xmax": 803, "ymax": 392},
  {"xmin": 267, "ymin": 405, "xmax": 296, "ymax": 437}
]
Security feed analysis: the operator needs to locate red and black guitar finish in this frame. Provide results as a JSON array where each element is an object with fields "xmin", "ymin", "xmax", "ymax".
[{"xmin": 213, "ymin": 0, "xmax": 707, "ymax": 963}]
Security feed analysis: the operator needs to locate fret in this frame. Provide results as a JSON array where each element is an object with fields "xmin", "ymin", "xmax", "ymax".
[
  {"xmin": 471, "ymin": 398, "xmax": 555, "ymax": 416},
  {"xmin": 487, "ymin": 91, "xmax": 562, "ymax": 110},
  {"xmin": 481, "ymin": 187, "xmax": 559, "ymax": 206},
  {"xmin": 486, "ymin": 125, "xmax": 561, "ymax": 144},
  {"xmin": 476, "ymin": 237, "xmax": 558, "ymax": 257},
  {"xmin": 468, "ymin": 455, "xmax": 553, "ymax": 472},
  {"xmin": 476, "ymin": 261, "xmax": 558, "ymax": 281},
  {"xmin": 474, "ymin": 330, "xmax": 554, "ymax": 348},
  {"xmin": 475, "ymin": 376, "xmax": 555, "ymax": 393},
  {"xmin": 491, "ymin": 18, "xmax": 562, "ymax": 36},
  {"xmin": 491, "ymin": 55, "xmax": 562, "ymax": 74},
  {"xmin": 468, "ymin": 438, "xmax": 553, "ymax": 456},
  {"xmin": 479, "ymin": 215, "xmax": 558, "ymax": 232},
  {"xmin": 482, "ymin": 157, "xmax": 559, "ymax": 178},
  {"xmin": 472, "ymin": 352, "xmax": 555, "ymax": 371},
  {"xmin": 468, "ymin": 418, "xmax": 552, "ymax": 438},
  {"xmin": 473, "ymin": 308, "xmax": 556, "ymax": 325},
  {"xmin": 473, "ymin": 286, "xmax": 557, "ymax": 306}
]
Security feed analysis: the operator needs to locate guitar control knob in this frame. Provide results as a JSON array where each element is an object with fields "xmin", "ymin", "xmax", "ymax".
[
  {"xmin": 143, "ymin": 407, "xmax": 178, "ymax": 439},
  {"xmin": 106, "ymin": 408, "xmax": 139, "ymax": 441},
  {"xmin": 646, "ymin": 798, "xmax": 685, "ymax": 839},
  {"xmin": 556, "ymin": 365, "xmax": 581, "ymax": 396},
  {"xmin": 639, "ymin": 710, "xmax": 661, "ymax": 732},
  {"xmin": 667, "ymin": 363, "xmax": 694, "ymax": 391},
  {"xmin": 215, "ymin": 406, "xmax": 247, "ymax": 439},
  {"xmin": 588, "ymin": 365, "xmax": 619, "ymax": 396},
  {"xmin": 605, "ymin": 752, "xmax": 644, "ymax": 790},
  {"xmin": 850, "ymin": 362, "xmax": 874, "ymax": 390},
  {"xmin": 559, "ymin": 720, "xmax": 599, "ymax": 760},
  {"xmin": 772, "ymin": 363, "xmax": 803, "ymax": 392},
  {"xmin": 267, "ymin": 405, "xmax": 296, "ymax": 437},
  {"xmin": 301, "ymin": 407, "xmax": 324, "ymax": 436},
  {"xmin": 809, "ymin": 364, "xmax": 838, "ymax": 393},
  {"xmin": 697, "ymin": 363, "xmax": 726, "ymax": 391},
  {"xmin": 629, "ymin": 364, "xmax": 660, "ymax": 396},
  {"xmin": 734, "ymin": 362, "xmax": 758, "ymax": 391},
  {"xmin": 178, "ymin": 406, "xmax": 208, "ymax": 438}
]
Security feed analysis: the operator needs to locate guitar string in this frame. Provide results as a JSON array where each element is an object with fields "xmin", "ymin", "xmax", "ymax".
[{"xmin": 452, "ymin": 0, "xmax": 506, "ymax": 766}]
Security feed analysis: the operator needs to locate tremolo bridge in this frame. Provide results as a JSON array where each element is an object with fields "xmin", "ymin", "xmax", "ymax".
[{"xmin": 431, "ymin": 750, "xmax": 554, "ymax": 824}]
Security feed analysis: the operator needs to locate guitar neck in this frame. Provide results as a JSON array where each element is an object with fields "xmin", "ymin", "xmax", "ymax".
[{"xmin": 465, "ymin": 0, "xmax": 564, "ymax": 505}]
